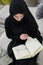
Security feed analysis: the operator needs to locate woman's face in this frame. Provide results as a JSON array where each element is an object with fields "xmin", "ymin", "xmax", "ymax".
[{"xmin": 13, "ymin": 13, "xmax": 24, "ymax": 22}]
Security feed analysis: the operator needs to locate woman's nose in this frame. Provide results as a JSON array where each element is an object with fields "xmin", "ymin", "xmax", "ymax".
[{"xmin": 18, "ymin": 16, "xmax": 23, "ymax": 19}]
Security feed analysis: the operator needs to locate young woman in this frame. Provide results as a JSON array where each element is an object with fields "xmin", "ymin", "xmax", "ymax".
[{"xmin": 5, "ymin": 0, "xmax": 42, "ymax": 65}]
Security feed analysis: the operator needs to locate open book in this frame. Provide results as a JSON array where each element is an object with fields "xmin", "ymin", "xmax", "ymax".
[{"xmin": 12, "ymin": 37, "xmax": 43, "ymax": 60}]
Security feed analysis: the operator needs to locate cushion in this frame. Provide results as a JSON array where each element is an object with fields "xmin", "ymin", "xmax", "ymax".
[
  {"xmin": 37, "ymin": 49, "xmax": 43, "ymax": 65},
  {"xmin": 0, "ymin": 31, "xmax": 12, "ymax": 65},
  {"xmin": 0, "ymin": 31, "xmax": 11, "ymax": 51},
  {"xmin": 0, "ymin": 46, "xmax": 7, "ymax": 58},
  {"xmin": 0, "ymin": 28, "xmax": 4, "ymax": 36},
  {"xmin": 0, "ymin": 5, "xmax": 4, "ymax": 9},
  {"xmin": 38, "ymin": 0, "xmax": 43, "ymax": 4},
  {"xmin": 0, "ymin": 5, "xmax": 10, "ymax": 24},
  {"xmin": 37, "ymin": 19, "xmax": 43, "ymax": 37},
  {"xmin": 0, "ymin": 54, "xmax": 12, "ymax": 65},
  {"xmin": 36, "ymin": 4, "xmax": 43, "ymax": 19},
  {"xmin": 0, "ymin": 46, "xmax": 12, "ymax": 65}
]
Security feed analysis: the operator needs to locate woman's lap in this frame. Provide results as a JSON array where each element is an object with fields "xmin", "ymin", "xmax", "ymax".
[{"xmin": 7, "ymin": 41, "xmax": 38, "ymax": 65}]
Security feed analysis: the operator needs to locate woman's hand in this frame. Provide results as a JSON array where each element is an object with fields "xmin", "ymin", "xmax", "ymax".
[{"xmin": 20, "ymin": 34, "xmax": 29, "ymax": 40}]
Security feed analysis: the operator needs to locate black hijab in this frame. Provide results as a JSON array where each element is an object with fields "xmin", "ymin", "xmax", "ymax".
[
  {"xmin": 10, "ymin": 0, "xmax": 28, "ymax": 17},
  {"xmin": 9, "ymin": 0, "xmax": 38, "ymax": 26}
]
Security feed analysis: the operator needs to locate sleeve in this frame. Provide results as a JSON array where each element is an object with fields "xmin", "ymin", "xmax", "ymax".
[
  {"xmin": 30, "ymin": 21, "xmax": 42, "ymax": 43},
  {"xmin": 5, "ymin": 18, "xmax": 14, "ymax": 39},
  {"xmin": 32, "ymin": 28, "xmax": 42, "ymax": 43},
  {"xmin": 5, "ymin": 18, "xmax": 19, "ymax": 40}
]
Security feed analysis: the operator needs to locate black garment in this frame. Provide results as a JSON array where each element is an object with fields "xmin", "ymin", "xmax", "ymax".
[
  {"xmin": 8, "ymin": 40, "xmax": 39, "ymax": 65},
  {"xmin": 5, "ymin": 0, "xmax": 42, "ymax": 65},
  {"xmin": 8, "ymin": 58, "xmax": 38, "ymax": 65}
]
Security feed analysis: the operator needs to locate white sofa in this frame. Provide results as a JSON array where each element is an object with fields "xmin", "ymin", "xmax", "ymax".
[{"xmin": 0, "ymin": 5, "xmax": 43, "ymax": 65}]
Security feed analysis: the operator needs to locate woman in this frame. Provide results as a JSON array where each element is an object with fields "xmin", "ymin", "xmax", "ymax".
[{"xmin": 5, "ymin": 0, "xmax": 42, "ymax": 65}]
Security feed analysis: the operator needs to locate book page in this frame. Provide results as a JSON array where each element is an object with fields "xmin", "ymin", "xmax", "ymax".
[
  {"xmin": 25, "ymin": 37, "xmax": 43, "ymax": 56},
  {"xmin": 32, "ymin": 38, "xmax": 43, "ymax": 56},
  {"xmin": 12, "ymin": 44, "xmax": 31, "ymax": 60}
]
